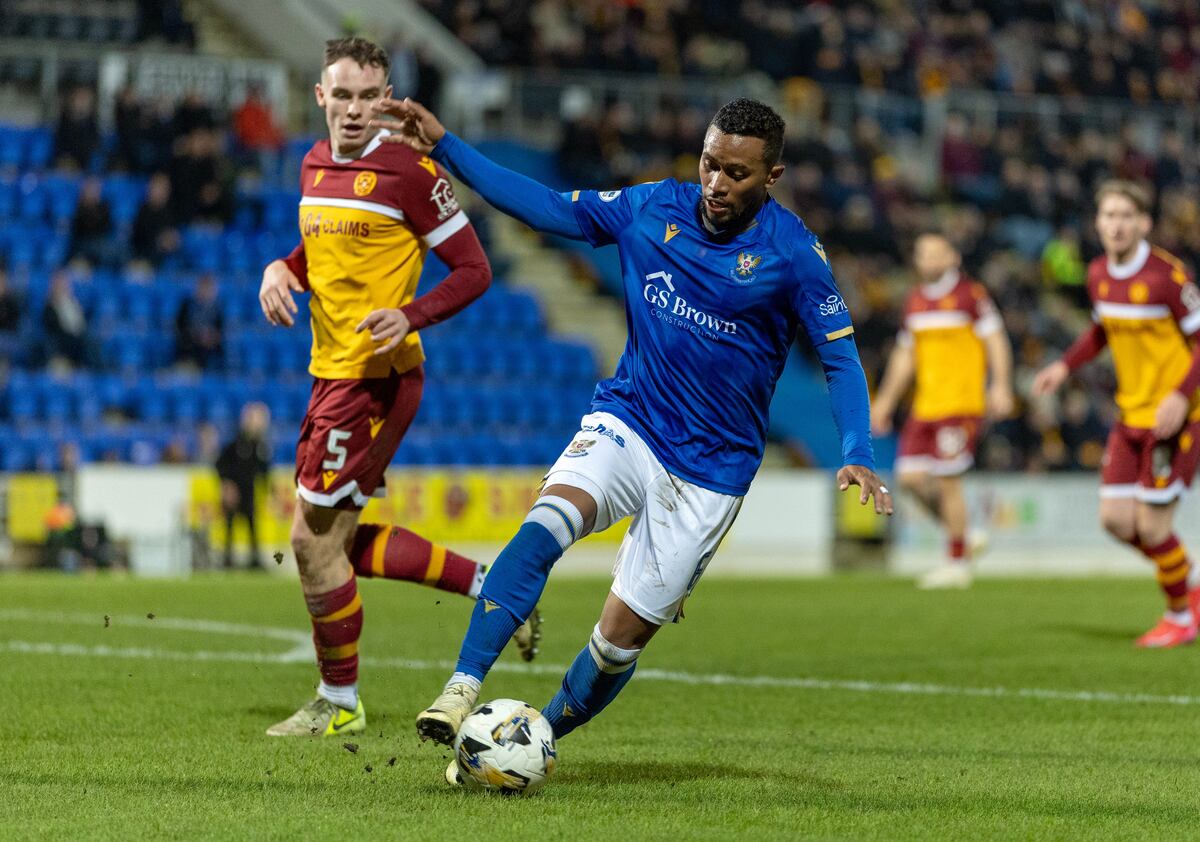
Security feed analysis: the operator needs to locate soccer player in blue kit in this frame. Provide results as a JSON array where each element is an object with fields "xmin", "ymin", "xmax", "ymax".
[{"xmin": 370, "ymin": 96, "xmax": 893, "ymax": 772}]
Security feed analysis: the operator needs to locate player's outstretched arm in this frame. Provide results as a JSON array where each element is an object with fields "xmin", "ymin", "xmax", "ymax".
[
  {"xmin": 983, "ymin": 329, "xmax": 1015, "ymax": 419},
  {"xmin": 817, "ymin": 337, "xmax": 893, "ymax": 515},
  {"xmin": 869, "ymin": 341, "xmax": 915, "ymax": 436},
  {"xmin": 1031, "ymin": 322, "xmax": 1107, "ymax": 396},
  {"xmin": 370, "ymin": 98, "xmax": 586, "ymax": 240}
]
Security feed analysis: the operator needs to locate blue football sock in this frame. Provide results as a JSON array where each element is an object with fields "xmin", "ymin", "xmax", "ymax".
[
  {"xmin": 542, "ymin": 626, "xmax": 641, "ymax": 738},
  {"xmin": 453, "ymin": 522, "xmax": 564, "ymax": 681}
]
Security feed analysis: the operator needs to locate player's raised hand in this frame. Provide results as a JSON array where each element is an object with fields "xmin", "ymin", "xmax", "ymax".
[
  {"xmin": 370, "ymin": 97, "xmax": 445, "ymax": 154},
  {"xmin": 1030, "ymin": 360, "xmax": 1068, "ymax": 397},
  {"xmin": 259, "ymin": 259, "xmax": 304, "ymax": 327},
  {"xmin": 837, "ymin": 465, "xmax": 894, "ymax": 515},
  {"xmin": 356, "ymin": 308, "xmax": 411, "ymax": 356},
  {"xmin": 1153, "ymin": 390, "xmax": 1189, "ymax": 440}
]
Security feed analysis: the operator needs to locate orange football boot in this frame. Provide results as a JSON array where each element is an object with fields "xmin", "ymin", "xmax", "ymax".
[{"xmin": 1135, "ymin": 615, "xmax": 1197, "ymax": 648}]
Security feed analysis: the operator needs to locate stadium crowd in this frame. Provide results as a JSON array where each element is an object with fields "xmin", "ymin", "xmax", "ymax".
[
  {"xmin": 421, "ymin": 0, "xmax": 1200, "ymax": 105},
  {"xmin": 6, "ymin": 1, "xmax": 1200, "ymax": 475}
]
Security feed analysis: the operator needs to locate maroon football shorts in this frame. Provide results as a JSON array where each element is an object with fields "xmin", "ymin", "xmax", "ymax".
[
  {"xmin": 294, "ymin": 366, "xmax": 424, "ymax": 510},
  {"xmin": 1099, "ymin": 419, "xmax": 1200, "ymax": 504},
  {"xmin": 895, "ymin": 415, "xmax": 982, "ymax": 477}
]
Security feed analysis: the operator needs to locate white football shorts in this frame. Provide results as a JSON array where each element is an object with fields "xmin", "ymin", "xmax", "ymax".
[{"xmin": 544, "ymin": 411, "xmax": 742, "ymax": 625}]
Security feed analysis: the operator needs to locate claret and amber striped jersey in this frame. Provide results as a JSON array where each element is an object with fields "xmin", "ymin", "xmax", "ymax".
[
  {"xmin": 298, "ymin": 130, "xmax": 469, "ymax": 379},
  {"xmin": 1087, "ymin": 241, "xmax": 1200, "ymax": 429},
  {"xmin": 897, "ymin": 271, "xmax": 1002, "ymax": 421}
]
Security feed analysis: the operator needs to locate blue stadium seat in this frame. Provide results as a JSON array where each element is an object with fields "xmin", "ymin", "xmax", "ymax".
[
  {"xmin": 271, "ymin": 437, "xmax": 295, "ymax": 465},
  {"xmin": 2, "ymin": 441, "xmax": 32, "ymax": 471},
  {"xmin": 171, "ymin": 388, "xmax": 201, "ymax": 425},
  {"xmin": 25, "ymin": 129, "xmax": 53, "ymax": 171},
  {"xmin": 133, "ymin": 385, "xmax": 167, "ymax": 424},
  {"xmin": 42, "ymin": 384, "xmax": 74, "ymax": 424}
]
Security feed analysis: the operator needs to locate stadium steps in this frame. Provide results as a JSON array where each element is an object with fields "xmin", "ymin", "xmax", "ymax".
[
  {"xmin": 186, "ymin": 0, "xmax": 263, "ymax": 60},
  {"xmin": 491, "ymin": 215, "xmax": 628, "ymax": 376}
]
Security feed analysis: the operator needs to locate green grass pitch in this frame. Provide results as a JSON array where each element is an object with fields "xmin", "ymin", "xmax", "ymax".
[{"xmin": 2, "ymin": 572, "xmax": 1199, "ymax": 839}]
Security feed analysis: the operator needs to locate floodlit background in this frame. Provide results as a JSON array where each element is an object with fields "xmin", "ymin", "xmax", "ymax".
[
  {"xmin": 3, "ymin": 1, "xmax": 1199, "ymax": 576},
  {"xmin": 5, "ymin": 4, "xmax": 1200, "ymax": 839}
]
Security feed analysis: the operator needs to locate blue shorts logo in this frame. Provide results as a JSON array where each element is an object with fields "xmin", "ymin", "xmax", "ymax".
[{"xmin": 582, "ymin": 423, "xmax": 626, "ymax": 447}]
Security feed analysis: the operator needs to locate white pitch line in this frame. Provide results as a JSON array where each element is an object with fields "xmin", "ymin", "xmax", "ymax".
[{"xmin": 0, "ymin": 610, "xmax": 1196, "ymax": 707}]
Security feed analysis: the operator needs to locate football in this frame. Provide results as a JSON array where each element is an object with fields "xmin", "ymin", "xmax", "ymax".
[{"xmin": 452, "ymin": 699, "xmax": 558, "ymax": 794}]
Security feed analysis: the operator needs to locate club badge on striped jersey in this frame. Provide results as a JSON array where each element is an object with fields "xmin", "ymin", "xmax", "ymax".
[{"xmin": 353, "ymin": 171, "xmax": 377, "ymax": 197}]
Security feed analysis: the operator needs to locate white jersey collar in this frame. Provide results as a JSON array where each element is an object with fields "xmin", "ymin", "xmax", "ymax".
[
  {"xmin": 331, "ymin": 128, "xmax": 390, "ymax": 164},
  {"xmin": 920, "ymin": 268, "xmax": 960, "ymax": 300},
  {"xmin": 1107, "ymin": 240, "xmax": 1150, "ymax": 280}
]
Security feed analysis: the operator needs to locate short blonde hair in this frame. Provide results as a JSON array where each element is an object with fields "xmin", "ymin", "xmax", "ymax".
[{"xmin": 1094, "ymin": 179, "xmax": 1151, "ymax": 215}]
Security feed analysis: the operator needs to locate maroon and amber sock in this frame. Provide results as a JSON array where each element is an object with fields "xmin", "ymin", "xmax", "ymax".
[
  {"xmin": 948, "ymin": 537, "xmax": 966, "ymax": 563},
  {"xmin": 306, "ymin": 577, "xmax": 363, "ymax": 687},
  {"xmin": 347, "ymin": 524, "xmax": 483, "ymax": 597},
  {"xmin": 1141, "ymin": 535, "xmax": 1191, "ymax": 613}
]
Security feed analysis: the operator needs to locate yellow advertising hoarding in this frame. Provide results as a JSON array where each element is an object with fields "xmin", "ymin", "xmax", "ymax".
[{"xmin": 188, "ymin": 467, "xmax": 623, "ymax": 550}]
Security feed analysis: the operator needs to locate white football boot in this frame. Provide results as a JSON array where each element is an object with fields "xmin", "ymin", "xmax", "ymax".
[
  {"xmin": 917, "ymin": 562, "xmax": 973, "ymax": 590},
  {"xmin": 415, "ymin": 682, "xmax": 479, "ymax": 745}
]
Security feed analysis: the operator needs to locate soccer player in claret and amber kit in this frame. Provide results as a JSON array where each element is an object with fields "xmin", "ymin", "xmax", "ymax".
[
  {"xmin": 370, "ymin": 94, "xmax": 892, "ymax": 783},
  {"xmin": 871, "ymin": 233, "xmax": 1014, "ymax": 589},
  {"xmin": 1034, "ymin": 180, "xmax": 1200, "ymax": 648},
  {"xmin": 257, "ymin": 37, "xmax": 540, "ymax": 737}
]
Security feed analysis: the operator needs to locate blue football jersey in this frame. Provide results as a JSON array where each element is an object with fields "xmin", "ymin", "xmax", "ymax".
[{"xmin": 570, "ymin": 179, "xmax": 855, "ymax": 496}]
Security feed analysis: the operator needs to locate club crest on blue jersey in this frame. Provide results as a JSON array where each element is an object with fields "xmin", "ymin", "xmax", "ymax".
[{"xmin": 731, "ymin": 252, "xmax": 762, "ymax": 283}]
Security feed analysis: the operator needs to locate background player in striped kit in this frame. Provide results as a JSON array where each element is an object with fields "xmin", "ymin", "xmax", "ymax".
[
  {"xmin": 872, "ymin": 233, "xmax": 1014, "ymax": 589},
  {"xmin": 1034, "ymin": 180, "xmax": 1200, "ymax": 648}
]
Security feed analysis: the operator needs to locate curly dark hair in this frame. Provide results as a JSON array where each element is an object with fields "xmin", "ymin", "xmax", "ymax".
[
  {"xmin": 709, "ymin": 98, "xmax": 785, "ymax": 166},
  {"xmin": 323, "ymin": 36, "xmax": 389, "ymax": 76}
]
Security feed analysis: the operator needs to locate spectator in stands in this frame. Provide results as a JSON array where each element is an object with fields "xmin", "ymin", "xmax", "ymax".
[
  {"xmin": 131, "ymin": 172, "xmax": 181, "ymax": 267},
  {"xmin": 0, "ymin": 266, "xmax": 20, "ymax": 333},
  {"xmin": 108, "ymin": 89, "xmax": 172, "ymax": 173},
  {"xmin": 175, "ymin": 273, "xmax": 223, "ymax": 370},
  {"xmin": 112, "ymin": 86, "xmax": 144, "ymax": 172},
  {"xmin": 42, "ymin": 270, "xmax": 94, "ymax": 369},
  {"xmin": 387, "ymin": 34, "xmax": 420, "ymax": 98},
  {"xmin": 232, "ymin": 83, "xmax": 284, "ymax": 175},
  {"xmin": 216, "ymin": 402, "xmax": 271, "ymax": 570},
  {"xmin": 169, "ymin": 128, "xmax": 224, "ymax": 225},
  {"xmin": 173, "ymin": 90, "xmax": 216, "ymax": 137},
  {"xmin": 69, "ymin": 177, "xmax": 123, "ymax": 269},
  {"xmin": 137, "ymin": 0, "xmax": 196, "ymax": 45},
  {"xmin": 414, "ymin": 47, "xmax": 444, "ymax": 109},
  {"xmin": 55, "ymin": 86, "xmax": 100, "ymax": 171},
  {"xmin": 194, "ymin": 179, "xmax": 234, "ymax": 226}
]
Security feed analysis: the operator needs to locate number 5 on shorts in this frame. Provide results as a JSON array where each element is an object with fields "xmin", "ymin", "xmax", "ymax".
[{"xmin": 323, "ymin": 429, "xmax": 352, "ymax": 470}]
